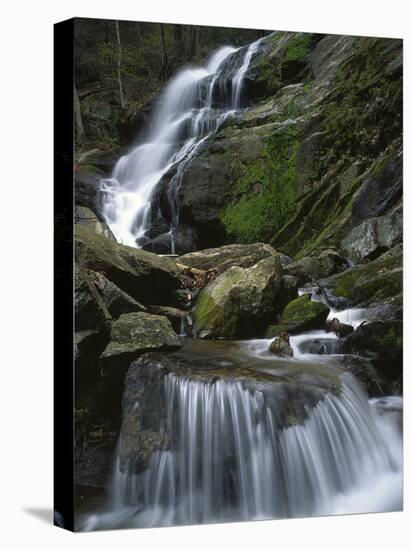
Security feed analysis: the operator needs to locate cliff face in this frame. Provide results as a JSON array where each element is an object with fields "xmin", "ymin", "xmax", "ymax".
[{"xmin": 151, "ymin": 32, "xmax": 402, "ymax": 259}]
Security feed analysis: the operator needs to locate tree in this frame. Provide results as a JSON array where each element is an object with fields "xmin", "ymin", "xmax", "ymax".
[
  {"xmin": 114, "ymin": 20, "xmax": 125, "ymax": 109},
  {"xmin": 159, "ymin": 24, "xmax": 169, "ymax": 81},
  {"xmin": 74, "ymin": 83, "xmax": 84, "ymax": 142}
]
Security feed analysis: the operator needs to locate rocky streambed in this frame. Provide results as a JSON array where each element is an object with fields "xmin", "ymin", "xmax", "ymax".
[{"xmin": 74, "ymin": 225, "xmax": 403, "ymax": 530}]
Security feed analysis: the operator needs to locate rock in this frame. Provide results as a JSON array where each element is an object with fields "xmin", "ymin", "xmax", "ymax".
[
  {"xmin": 178, "ymin": 242, "xmax": 278, "ymax": 274},
  {"xmin": 88, "ymin": 270, "xmax": 147, "ymax": 318},
  {"xmin": 101, "ymin": 312, "xmax": 181, "ymax": 362},
  {"xmin": 117, "ymin": 355, "xmax": 170, "ymax": 474},
  {"xmin": 148, "ymin": 305, "xmax": 188, "ymax": 334},
  {"xmin": 75, "ymin": 205, "xmax": 115, "ymax": 241},
  {"xmin": 75, "ymin": 265, "xmax": 111, "ymax": 331},
  {"xmin": 269, "ymin": 333, "xmax": 293, "ymax": 356},
  {"xmin": 143, "ymin": 224, "xmax": 198, "ymax": 255},
  {"xmin": 340, "ymin": 320, "xmax": 402, "ymax": 383},
  {"xmin": 284, "ymin": 249, "xmax": 350, "ymax": 284},
  {"xmin": 350, "ymin": 154, "xmax": 402, "ymax": 229},
  {"xmin": 266, "ymin": 293, "xmax": 330, "ymax": 337},
  {"xmin": 341, "ymin": 206, "xmax": 402, "ymax": 263},
  {"xmin": 319, "ymin": 245, "xmax": 402, "ymax": 309},
  {"xmin": 335, "ymin": 355, "xmax": 388, "ymax": 397},
  {"xmin": 75, "ymin": 225, "xmax": 181, "ymax": 305},
  {"xmin": 193, "ymin": 255, "xmax": 285, "ymax": 338},
  {"xmin": 75, "ymin": 171, "xmax": 104, "ymax": 218},
  {"xmin": 325, "ymin": 317, "xmax": 354, "ymax": 338},
  {"xmin": 299, "ymin": 338, "xmax": 340, "ymax": 355},
  {"xmin": 281, "ymin": 275, "xmax": 299, "ymax": 304}
]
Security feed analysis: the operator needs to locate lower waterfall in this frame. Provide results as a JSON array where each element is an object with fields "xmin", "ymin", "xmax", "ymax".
[{"xmin": 81, "ymin": 341, "xmax": 402, "ymax": 531}]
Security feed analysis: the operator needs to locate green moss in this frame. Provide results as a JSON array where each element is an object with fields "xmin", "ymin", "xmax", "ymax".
[
  {"xmin": 283, "ymin": 33, "xmax": 311, "ymax": 63},
  {"xmin": 328, "ymin": 246, "xmax": 402, "ymax": 305},
  {"xmin": 266, "ymin": 294, "xmax": 329, "ymax": 336},
  {"xmin": 320, "ymin": 38, "xmax": 402, "ymax": 163},
  {"xmin": 219, "ymin": 126, "xmax": 299, "ymax": 243}
]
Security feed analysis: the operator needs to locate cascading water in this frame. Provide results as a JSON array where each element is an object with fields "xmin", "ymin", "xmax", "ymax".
[
  {"xmin": 81, "ymin": 340, "xmax": 402, "ymax": 531},
  {"xmin": 100, "ymin": 37, "xmax": 265, "ymax": 251}
]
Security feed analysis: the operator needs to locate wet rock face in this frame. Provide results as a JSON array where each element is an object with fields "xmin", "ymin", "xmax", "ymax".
[
  {"xmin": 75, "ymin": 171, "xmax": 104, "ymax": 219},
  {"xmin": 340, "ymin": 320, "xmax": 402, "ymax": 383},
  {"xmin": 266, "ymin": 293, "xmax": 330, "ymax": 337},
  {"xmin": 335, "ymin": 355, "xmax": 388, "ymax": 397},
  {"xmin": 118, "ymin": 360, "xmax": 169, "ymax": 474},
  {"xmin": 193, "ymin": 255, "xmax": 285, "ymax": 338}
]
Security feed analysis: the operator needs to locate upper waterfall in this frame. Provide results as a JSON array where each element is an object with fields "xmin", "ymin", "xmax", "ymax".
[{"xmin": 100, "ymin": 37, "xmax": 265, "ymax": 251}]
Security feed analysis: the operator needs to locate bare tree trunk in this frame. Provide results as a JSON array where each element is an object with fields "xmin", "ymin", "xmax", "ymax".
[
  {"xmin": 159, "ymin": 24, "xmax": 169, "ymax": 81},
  {"xmin": 174, "ymin": 24, "xmax": 184, "ymax": 61},
  {"xmin": 74, "ymin": 83, "xmax": 84, "ymax": 141},
  {"xmin": 115, "ymin": 20, "xmax": 125, "ymax": 109}
]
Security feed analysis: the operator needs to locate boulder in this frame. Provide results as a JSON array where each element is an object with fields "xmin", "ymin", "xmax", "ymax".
[
  {"xmin": 340, "ymin": 320, "xmax": 402, "ymax": 382},
  {"xmin": 75, "ymin": 265, "xmax": 111, "ymax": 331},
  {"xmin": 75, "ymin": 205, "xmax": 115, "ymax": 241},
  {"xmin": 193, "ymin": 255, "xmax": 284, "ymax": 338},
  {"xmin": 266, "ymin": 293, "xmax": 330, "ymax": 337},
  {"xmin": 178, "ymin": 243, "xmax": 277, "ymax": 274},
  {"xmin": 101, "ymin": 312, "xmax": 181, "ymax": 362},
  {"xmin": 269, "ymin": 333, "xmax": 293, "ymax": 356},
  {"xmin": 148, "ymin": 305, "xmax": 188, "ymax": 334},
  {"xmin": 319, "ymin": 245, "xmax": 402, "ymax": 309},
  {"xmin": 341, "ymin": 206, "xmax": 402, "ymax": 263},
  {"xmin": 336, "ymin": 355, "xmax": 388, "ymax": 397},
  {"xmin": 325, "ymin": 317, "xmax": 354, "ymax": 338},
  {"xmin": 88, "ymin": 270, "xmax": 147, "ymax": 318},
  {"xmin": 284, "ymin": 249, "xmax": 350, "ymax": 285},
  {"xmin": 75, "ymin": 225, "xmax": 181, "ymax": 305}
]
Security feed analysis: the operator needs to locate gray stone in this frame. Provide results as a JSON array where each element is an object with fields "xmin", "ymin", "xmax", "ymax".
[{"xmin": 101, "ymin": 312, "xmax": 181, "ymax": 361}]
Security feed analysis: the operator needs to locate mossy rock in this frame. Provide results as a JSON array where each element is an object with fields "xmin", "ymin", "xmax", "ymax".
[
  {"xmin": 266, "ymin": 294, "xmax": 329, "ymax": 337},
  {"xmin": 193, "ymin": 255, "xmax": 284, "ymax": 338},
  {"xmin": 320, "ymin": 245, "xmax": 402, "ymax": 308}
]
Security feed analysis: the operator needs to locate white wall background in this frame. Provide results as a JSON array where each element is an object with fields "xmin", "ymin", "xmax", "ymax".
[{"xmin": 0, "ymin": 0, "xmax": 411, "ymax": 548}]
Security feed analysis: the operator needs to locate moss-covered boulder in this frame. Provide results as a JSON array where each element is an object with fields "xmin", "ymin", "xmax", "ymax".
[
  {"xmin": 75, "ymin": 225, "xmax": 181, "ymax": 305},
  {"xmin": 266, "ymin": 294, "xmax": 330, "ymax": 337},
  {"xmin": 193, "ymin": 255, "xmax": 284, "ymax": 338},
  {"xmin": 320, "ymin": 245, "xmax": 402, "ymax": 309},
  {"xmin": 178, "ymin": 242, "xmax": 277, "ymax": 274},
  {"xmin": 101, "ymin": 312, "xmax": 181, "ymax": 362},
  {"xmin": 269, "ymin": 333, "xmax": 293, "ymax": 356}
]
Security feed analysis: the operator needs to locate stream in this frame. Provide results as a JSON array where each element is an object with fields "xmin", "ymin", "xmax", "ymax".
[{"xmin": 80, "ymin": 304, "xmax": 403, "ymax": 530}]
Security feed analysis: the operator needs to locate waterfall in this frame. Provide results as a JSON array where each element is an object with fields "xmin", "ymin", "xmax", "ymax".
[
  {"xmin": 100, "ymin": 37, "xmax": 265, "ymax": 251},
  {"xmin": 82, "ymin": 355, "xmax": 402, "ymax": 531}
]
